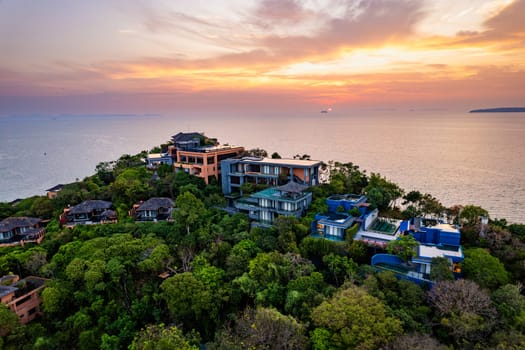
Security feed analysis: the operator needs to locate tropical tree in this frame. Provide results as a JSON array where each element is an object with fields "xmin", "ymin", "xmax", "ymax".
[
  {"xmin": 462, "ymin": 248, "xmax": 509, "ymax": 290},
  {"xmin": 160, "ymin": 272, "xmax": 213, "ymax": 331},
  {"xmin": 459, "ymin": 205, "xmax": 489, "ymax": 227},
  {"xmin": 311, "ymin": 285, "xmax": 402, "ymax": 350},
  {"xmin": 365, "ymin": 173, "xmax": 404, "ymax": 210},
  {"xmin": 174, "ymin": 192, "xmax": 206, "ymax": 235},
  {"xmin": 386, "ymin": 235, "xmax": 418, "ymax": 262},
  {"xmin": 130, "ymin": 324, "xmax": 199, "ymax": 350},
  {"xmin": 428, "ymin": 279, "xmax": 497, "ymax": 345},
  {"xmin": 492, "ymin": 284, "xmax": 525, "ymax": 331},
  {"xmin": 430, "ymin": 257, "xmax": 454, "ymax": 282}
]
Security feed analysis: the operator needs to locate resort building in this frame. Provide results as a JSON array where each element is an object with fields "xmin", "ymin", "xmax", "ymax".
[
  {"xmin": 146, "ymin": 153, "xmax": 173, "ymax": 168},
  {"xmin": 60, "ymin": 200, "xmax": 117, "ymax": 226},
  {"xmin": 169, "ymin": 132, "xmax": 244, "ymax": 184},
  {"xmin": 311, "ymin": 194, "xmax": 464, "ymax": 285},
  {"xmin": 311, "ymin": 194, "xmax": 403, "ymax": 245},
  {"xmin": 45, "ymin": 184, "xmax": 64, "ymax": 199},
  {"xmin": 221, "ymin": 157, "xmax": 321, "ymax": 197},
  {"xmin": 130, "ymin": 197, "xmax": 175, "ymax": 222},
  {"xmin": 0, "ymin": 217, "xmax": 45, "ymax": 247},
  {"xmin": 312, "ymin": 212, "xmax": 357, "ymax": 240},
  {"xmin": 325, "ymin": 194, "xmax": 368, "ymax": 213},
  {"xmin": 371, "ymin": 218, "xmax": 464, "ymax": 285},
  {"xmin": 0, "ymin": 275, "xmax": 46, "ymax": 324},
  {"xmin": 353, "ymin": 209, "xmax": 405, "ymax": 248},
  {"xmin": 233, "ymin": 182, "xmax": 313, "ymax": 226}
]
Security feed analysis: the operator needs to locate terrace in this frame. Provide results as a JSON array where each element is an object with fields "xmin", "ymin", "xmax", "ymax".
[
  {"xmin": 354, "ymin": 216, "xmax": 404, "ymax": 248},
  {"xmin": 368, "ymin": 218, "xmax": 398, "ymax": 235},
  {"xmin": 371, "ymin": 254, "xmax": 432, "ymax": 286}
]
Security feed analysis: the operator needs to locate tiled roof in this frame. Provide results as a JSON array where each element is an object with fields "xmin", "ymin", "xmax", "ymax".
[
  {"xmin": 68, "ymin": 200, "xmax": 112, "ymax": 214},
  {"xmin": 172, "ymin": 132, "xmax": 201, "ymax": 143},
  {"xmin": 46, "ymin": 184, "xmax": 64, "ymax": 192},
  {"xmin": 0, "ymin": 217, "xmax": 41, "ymax": 232},
  {"xmin": 136, "ymin": 197, "xmax": 174, "ymax": 211},
  {"xmin": 100, "ymin": 209, "xmax": 117, "ymax": 218},
  {"xmin": 277, "ymin": 181, "xmax": 309, "ymax": 193}
]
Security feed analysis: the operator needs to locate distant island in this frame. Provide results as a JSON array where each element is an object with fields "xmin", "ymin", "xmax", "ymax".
[{"xmin": 469, "ymin": 107, "xmax": 525, "ymax": 113}]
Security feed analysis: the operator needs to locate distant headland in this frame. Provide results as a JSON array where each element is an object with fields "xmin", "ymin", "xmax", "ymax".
[{"xmin": 469, "ymin": 107, "xmax": 525, "ymax": 113}]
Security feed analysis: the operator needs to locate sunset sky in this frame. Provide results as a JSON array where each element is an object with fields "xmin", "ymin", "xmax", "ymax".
[{"xmin": 1, "ymin": 0, "xmax": 524, "ymax": 114}]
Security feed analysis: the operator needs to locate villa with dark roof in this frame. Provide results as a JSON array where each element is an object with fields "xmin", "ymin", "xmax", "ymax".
[
  {"xmin": 45, "ymin": 184, "xmax": 64, "ymax": 199},
  {"xmin": 0, "ymin": 275, "xmax": 46, "ymax": 324},
  {"xmin": 60, "ymin": 200, "xmax": 117, "ymax": 226},
  {"xmin": 0, "ymin": 217, "xmax": 45, "ymax": 247},
  {"xmin": 131, "ymin": 197, "xmax": 175, "ymax": 221}
]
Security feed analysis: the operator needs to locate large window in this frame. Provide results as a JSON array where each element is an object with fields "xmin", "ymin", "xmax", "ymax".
[{"xmin": 326, "ymin": 225, "xmax": 342, "ymax": 238}]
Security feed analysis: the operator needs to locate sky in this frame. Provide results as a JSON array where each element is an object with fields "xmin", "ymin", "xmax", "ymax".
[{"xmin": 0, "ymin": 0, "xmax": 524, "ymax": 114}]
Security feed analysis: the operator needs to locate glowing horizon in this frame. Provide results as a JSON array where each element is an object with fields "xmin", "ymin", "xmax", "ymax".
[{"xmin": 1, "ymin": 0, "xmax": 524, "ymax": 114}]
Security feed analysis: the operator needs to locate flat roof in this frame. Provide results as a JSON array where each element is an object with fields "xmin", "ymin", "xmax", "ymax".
[
  {"xmin": 252, "ymin": 187, "xmax": 310, "ymax": 200},
  {"xmin": 179, "ymin": 145, "xmax": 243, "ymax": 153},
  {"xmin": 418, "ymin": 244, "xmax": 463, "ymax": 259},
  {"xmin": 432, "ymin": 223, "xmax": 460, "ymax": 234},
  {"xmin": 355, "ymin": 230, "xmax": 400, "ymax": 242},
  {"xmin": 367, "ymin": 218, "xmax": 402, "ymax": 235},
  {"xmin": 147, "ymin": 153, "xmax": 169, "ymax": 158},
  {"xmin": 245, "ymin": 157, "xmax": 321, "ymax": 167}
]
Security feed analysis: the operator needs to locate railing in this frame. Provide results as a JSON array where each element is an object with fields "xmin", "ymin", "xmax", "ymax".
[{"xmin": 0, "ymin": 228, "xmax": 46, "ymax": 247}]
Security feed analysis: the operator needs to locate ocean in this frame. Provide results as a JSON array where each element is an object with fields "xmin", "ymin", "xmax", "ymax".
[{"xmin": 1, "ymin": 110, "xmax": 524, "ymax": 223}]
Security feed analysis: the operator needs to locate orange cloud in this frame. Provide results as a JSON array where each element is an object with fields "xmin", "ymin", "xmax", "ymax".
[{"xmin": 1, "ymin": 0, "xmax": 524, "ymax": 114}]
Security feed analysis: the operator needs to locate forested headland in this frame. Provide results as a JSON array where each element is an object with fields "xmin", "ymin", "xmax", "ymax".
[{"xmin": 1, "ymin": 142, "xmax": 525, "ymax": 350}]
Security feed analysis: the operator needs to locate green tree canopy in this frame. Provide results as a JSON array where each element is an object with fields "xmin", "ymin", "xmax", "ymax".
[
  {"xmin": 174, "ymin": 191, "xmax": 206, "ymax": 235},
  {"xmin": 462, "ymin": 248, "xmax": 509, "ymax": 290},
  {"xmin": 311, "ymin": 285, "xmax": 402, "ymax": 350},
  {"xmin": 430, "ymin": 257, "xmax": 454, "ymax": 282},
  {"xmin": 130, "ymin": 324, "xmax": 199, "ymax": 350},
  {"xmin": 386, "ymin": 235, "xmax": 418, "ymax": 262},
  {"xmin": 460, "ymin": 205, "xmax": 488, "ymax": 227},
  {"xmin": 160, "ymin": 272, "xmax": 213, "ymax": 331}
]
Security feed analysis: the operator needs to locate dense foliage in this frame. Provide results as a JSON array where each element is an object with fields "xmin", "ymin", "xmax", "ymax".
[{"xmin": 1, "ymin": 149, "xmax": 525, "ymax": 349}]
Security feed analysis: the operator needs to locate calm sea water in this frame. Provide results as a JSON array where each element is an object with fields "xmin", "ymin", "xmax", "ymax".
[{"xmin": 1, "ymin": 111, "xmax": 524, "ymax": 223}]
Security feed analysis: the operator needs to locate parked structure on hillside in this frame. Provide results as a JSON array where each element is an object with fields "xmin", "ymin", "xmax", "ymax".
[
  {"xmin": 60, "ymin": 200, "xmax": 117, "ymax": 226},
  {"xmin": 45, "ymin": 184, "xmax": 64, "ymax": 199},
  {"xmin": 146, "ymin": 153, "xmax": 173, "ymax": 168},
  {"xmin": 0, "ymin": 217, "xmax": 45, "ymax": 247},
  {"xmin": 0, "ymin": 275, "xmax": 46, "ymax": 324},
  {"xmin": 130, "ymin": 197, "xmax": 174, "ymax": 222},
  {"xmin": 372, "ymin": 218, "xmax": 464, "ymax": 285},
  {"xmin": 311, "ymin": 194, "xmax": 403, "ymax": 244},
  {"xmin": 168, "ymin": 132, "xmax": 244, "ymax": 184},
  {"xmin": 311, "ymin": 194, "xmax": 464, "ymax": 284},
  {"xmin": 221, "ymin": 157, "xmax": 321, "ymax": 197},
  {"xmin": 234, "ymin": 181, "xmax": 313, "ymax": 226}
]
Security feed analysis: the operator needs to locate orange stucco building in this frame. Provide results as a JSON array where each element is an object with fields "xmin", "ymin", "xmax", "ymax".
[
  {"xmin": 169, "ymin": 132, "xmax": 244, "ymax": 184},
  {"xmin": 0, "ymin": 275, "xmax": 46, "ymax": 324}
]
